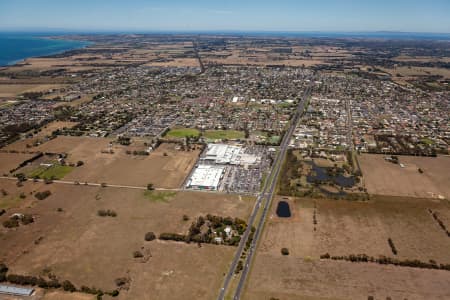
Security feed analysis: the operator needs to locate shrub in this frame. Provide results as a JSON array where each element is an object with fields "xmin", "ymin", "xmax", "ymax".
[
  {"xmin": 35, "ymin": 190, "xmax": 51, "ymax": 200},
  {"xmin": 182, "ymin": 214, "xmax": 189, "ymax": 221},
  {"xmin": 76, "ymin": 161, "xmax": 84, "ymax": 167},
  {"xmin": 0, "ymin": 263, "xmax": 8, "ymax": 273},
  {"xmin": 37, "ymin": 277, "xmax": 48, "ymax": 288},
  {"xmin": 62, "ymin": 280, "xmax": 76, "ymax": 292},
  {"xmin": 133, "ymin": 251, "xmax": 143, "ymax": 258},
  {"xmin": 97, "ymin": 209, "xmax": 117, "ymax": 217},
  {"xmin": 235, "ymin": 260, "xmax": 243, "ymax": 274},
  {"xmin": 3, "ymin": 218, "xmax": 19, "ymax": 228},
  {"xmin": 281, "ymin": 248, "xmax": 290, "ymax": 255},
  {"xmin": 144, "ymin": 232, "xmax": 156, "ymax": 241},
  {"xmin": 15, "ymin": 173, "xmax": 27, "ymax": 182},
  {"xmin": 0, "ymin": 209, "xmax": 5, "ymax": 216},
  {"xmin": 159, "ymin": 233, "xmax": 186, "ymax": 241},
  {"xmin": 47, "ymin": 280, "xmax": 61, "ymax": 289},
  {"xmin": 21, "ymin": 214, "xmax": 34, "ymax": 225},
  {"xmin": 114, "ymin": 277, "xmax": 128, "ymax": 287},
  {"xmin": 80, "ymin": 286, "xmax": 104, "ymax": 295}
]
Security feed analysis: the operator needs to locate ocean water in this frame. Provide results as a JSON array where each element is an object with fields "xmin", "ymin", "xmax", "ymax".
[{"xmin": 0, "ymin": 33, "xmax": 91, "ymax": 66}]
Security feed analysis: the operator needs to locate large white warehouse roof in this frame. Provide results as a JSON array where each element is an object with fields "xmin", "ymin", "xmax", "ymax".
[{"xmin": 187, "ymin": 164, "xmax": 225, "ymax": 190}]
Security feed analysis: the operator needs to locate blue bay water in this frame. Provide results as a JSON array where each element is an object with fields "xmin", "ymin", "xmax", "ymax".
[{"xmin": 0, "ymin": 33, "xmax": 91, "ymax": 66}]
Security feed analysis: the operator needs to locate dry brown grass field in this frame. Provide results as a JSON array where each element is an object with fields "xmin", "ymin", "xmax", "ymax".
[
  {"xmin": 144, "ymin": 58, "xmax": 199, "ymax": 67},
  {"xmin": 2, "ymin": 136, "xmax": 199, "ymax": 188},
  {"xmin": 0, "ymin": 152, "xmax": 35, "ymax": 175},
  {"xmin": 62, "ymin": 141, "xmax": 199, "ymax": 188},
  {"xmin": 359, "ymin": 154, "xmax": 450, "ymax": 199},
  {"xmin": 21, "ymin": 137, "xmax": 200, "ymax": 188},
  {"xmin": 381, "ymin": 66, "xmax": 450, "ymax": 79},
  {"xmin": 0, "ymin": 182, "xmax": 255, "ymax": 300},
  {"xmin": 0, "ymin": 83, "xmax": 66, "ymax": 98},
  {"xmin": 244, "ymin": 195, "xmax": 450, "ymax": 300}
]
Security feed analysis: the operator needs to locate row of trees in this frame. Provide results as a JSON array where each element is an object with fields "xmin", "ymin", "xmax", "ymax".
[
  {"xmin": 429, "ymin": 209, "xmax": 450, "ymax": 237},
  {"xmin": 0, "ymin": 263, "xmax": 119, "ymax": 298},
  {"xmin": 320, "ymin": 253, "xmax": 450, "ymax": 271}
]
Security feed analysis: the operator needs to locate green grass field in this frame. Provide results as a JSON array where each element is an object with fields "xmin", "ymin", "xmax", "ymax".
[
  {"xmin": 268, "ymin": 135, "xmax": 281, "ymax": 144},
  {"xmin": 203, "ymin": 130, "xmax": 245, "ymax": 140},
  {"xmin": 165, "ymin": 128, "xmax": 200, "ymax": 138},
  {"xmin": 144, "ymin": 191, "xmax": 177, "ymax": 202},
  {"xmin": 28, "ymin": 165, "xmax": 74, "ymax": 180}
]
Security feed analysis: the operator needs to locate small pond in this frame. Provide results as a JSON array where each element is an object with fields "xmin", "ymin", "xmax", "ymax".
[
  {"xmin": 276, "ymin": 201, "xmax": 291, "ymax": 218},
  {"xmin": 306, "ymin": 161, "xmax": 355, "ymax": 188}
]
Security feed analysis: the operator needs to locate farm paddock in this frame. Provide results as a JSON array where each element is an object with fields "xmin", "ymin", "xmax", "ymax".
[
  {"xmin": 15, "ymin": 136, "xmax": 201, "ymax": 188},
  {"xmin": 0, "ymin": 183, "xmax": 255, "ymax": 300},
  {"xmin": 359, "ymin": 154, "xmax": 450, "ymax": 199},
  {"xmin": 243, "ymin": 195, "xmax": 450, "ymax": 300}
]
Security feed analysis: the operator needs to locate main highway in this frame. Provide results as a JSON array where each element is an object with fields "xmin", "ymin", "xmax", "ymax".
[{"xmin": 217, "ymin": 80, "xmax": 313, "ymax": 300}]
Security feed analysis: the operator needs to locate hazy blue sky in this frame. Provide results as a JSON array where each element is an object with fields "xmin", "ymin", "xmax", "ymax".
[{"xmin": 1, "ymin": 0, "xmax": 449, "ymax": 33}]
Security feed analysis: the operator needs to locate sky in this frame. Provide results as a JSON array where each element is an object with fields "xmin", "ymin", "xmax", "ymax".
[{"xmin": 0, "ymin": 0, "xmax": 449, "ymax": 33}]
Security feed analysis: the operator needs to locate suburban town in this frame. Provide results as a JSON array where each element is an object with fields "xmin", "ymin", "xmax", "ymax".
[{"xmin": 0, "ymin": 29, "xmax": 449, "ymax": 300}]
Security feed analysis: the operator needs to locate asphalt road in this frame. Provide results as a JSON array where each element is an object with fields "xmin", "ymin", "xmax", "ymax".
[{"xmin": 217, "ymin": 81, "xmax": 313, "ymax": 300}]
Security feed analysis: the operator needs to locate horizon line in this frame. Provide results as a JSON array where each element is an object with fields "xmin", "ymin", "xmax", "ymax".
[{"xmin": 1, "ymin": 28, "xmax": 450, "ymax": 35}]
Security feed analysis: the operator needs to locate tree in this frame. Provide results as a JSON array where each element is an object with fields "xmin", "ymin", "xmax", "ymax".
[
  {"xmin": 147, "ymin": 183, "xmax": 154, "ymax": 191},
  {"xmin": 16, "ymin": 173, "xmax": 27, "ymax": 182},
  {"xmin": 281, "ymin": 248, "xmax": 290, "ymax": 255},
  {"xmin": 21, "ymin": 214, "xmax": 34, "ymax": 225},
  {"xmin": 3, "ymin": 218, "xmax": 19, "ymax": 228},
  {"xmin": 76, "ymin": 161, "xmax": 84, "ymax": 167}
]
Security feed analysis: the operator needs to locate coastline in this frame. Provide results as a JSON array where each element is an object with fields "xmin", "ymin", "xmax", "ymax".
[{"xmin": 0, "ymin": 35, "xmax": 93, "ymax": 68}]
